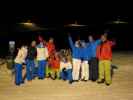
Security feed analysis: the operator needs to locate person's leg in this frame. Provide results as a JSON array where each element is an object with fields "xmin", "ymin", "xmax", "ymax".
[
  {"xmin": 31, "ymin": 60, "xmax": 35, "ymax": 79},
  {"xmin": 84, "ymin": 61, "xmax": 89, "ymax": 81},
  {"xmin": 92, "ymin": 58, "xmax": 98, "ymax": 81},
  {"xmin": 60, "ymin": 71, "xmax": 66, "ymax": 80},
  {"xmin": 19, "ymin": 64, "xmax": 23, "ymax": 84},
  {"xmin": 81, "ymin": 61, "xmax": 85, "ymax": 80},
  {"xmin": 97, "ymin": 60, "xmax": 104, "ymax": 83},
  {"xmin": 46, "ymin": 65, "xmax": 49, "ymax": 77},
  {"xmin": 26, "ymin": 60, "xmax": 32, "ymax": 81},
  {"xmin": 38, "ymin": 60, "xmax": 45, "ymax": 79},
  {"xmin": 51, "ymin": 69, "xmax": 55, "ymax": 79},
  {"xmin": 66, "ymin": 69, "xmax": 72, "ymax": 81},
  {"xmin": 15, "ymin": 64, "xmax": 19, "ymax": 85},
  {"xmin": 15, "ymin": 63, "xmax": 22, "ymax": 85},
  {"xmin": 40, "ymin": 60, "xmax": 46, "ymax": 79},
  {"xmin": 104, "ymin": 60, "xmax": 112, "ymax": 85},
  {"xmin": 95, "ymin": 58, "xmax": 99, "ymax": 80},
  {"xmin": 75, "ymin": 59, "xmax": 81, "ymax": 81},
  {"xmin": 72, "ymin": 58, "xmax": 77, "ymax": 80},
  {"xmin": 89, "ymin": 59, "xmax": 93, "ymax": 80},
  {"xmin": 56, "ymin": 69, "xmax": 60, "ymax": 79}
]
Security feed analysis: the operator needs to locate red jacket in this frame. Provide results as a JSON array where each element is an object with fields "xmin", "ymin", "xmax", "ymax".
[
  {"xmin": 48, "ymin": 54, "xmax": 60, "ymax": 69},
  {"xmin": 96, "ymin": 41, "xmax": 114, "ymax": 60},
  {"xmin": 46, "ymin": 42, "xmax": 55, "ymax": 55}
]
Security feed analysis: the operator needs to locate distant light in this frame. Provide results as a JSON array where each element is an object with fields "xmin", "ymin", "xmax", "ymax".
[
  {"xmin": 106, "ymin": 20, "xmax": 128, "ymax": 25},
  {"xmin": 20, "ymin": 20, "xmax": 35, "ymax": 27},
  {"xmin": 64, "ymin": 23, "xmax": 87, "ymax": 27},
  {"xmin": 22, "ymin": 22, "xmax": 33, "ymax": 26},
  {"xmin": 64, "ymin": 20, "xmax": 87, "ymax": 27},
  {"xmin": 113, "ymin": 21, "xmax": 128, "ymax": 24},
  {"xmin": 20, "ymin": 22, "xmax": 35, "ymax": 27}
]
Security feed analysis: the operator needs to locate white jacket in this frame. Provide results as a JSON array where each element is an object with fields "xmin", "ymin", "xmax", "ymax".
[
  {"xmin": 60, "ymin": 61, "xmax": 72, "ymax": 70},
  {"xmin": 36, "ymin": 47, "xmax": 49, "ymax": 61},
  {"xmin": 14, "ymin": 47, "xmax": 28, "ymax": 64}
]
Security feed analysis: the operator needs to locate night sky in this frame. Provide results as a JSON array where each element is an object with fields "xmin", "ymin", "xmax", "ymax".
[{"xmin": 0, "ymin": 15, "xmax": 132, "ymax": 57}]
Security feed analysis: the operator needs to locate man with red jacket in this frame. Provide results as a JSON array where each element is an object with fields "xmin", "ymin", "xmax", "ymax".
[
  {"xmin": 46, "ymin": 37, "xmax": 56, "ymax": 56},
  {"xmin": 96, "ymin": 34, "xmax": 115, "ymax": 86}
]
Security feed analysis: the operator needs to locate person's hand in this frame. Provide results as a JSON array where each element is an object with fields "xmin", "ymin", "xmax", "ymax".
[
  {"xmin": 62, "ymin": 68, "xmax": 66, "ymax": 72},
  {"xmin": 111, "ymin": 38, "xmax": 116, "ymax": 45}
]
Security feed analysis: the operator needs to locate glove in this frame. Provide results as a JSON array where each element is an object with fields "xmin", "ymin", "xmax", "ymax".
[{"xmin": 62, "ymin": 68, "xmax": 66, "ymax": 72}]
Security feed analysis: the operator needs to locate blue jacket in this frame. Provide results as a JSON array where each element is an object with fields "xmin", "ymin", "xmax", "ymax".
[
  {"xmin": 80, "ymin": 44, "xmax": 92, "ymax": 60},
  {"xmin": 68, "ymin": 36, "xmax": 81, "ymax": 59},
  {"xmin": 88, "ymin": 39, "xmax": 101, "ymax": 58}
]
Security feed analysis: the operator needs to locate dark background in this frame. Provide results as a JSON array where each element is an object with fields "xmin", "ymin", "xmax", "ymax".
[{"xmin": 0, "ymin": 15, "xmax": 132, "ymax": 57}]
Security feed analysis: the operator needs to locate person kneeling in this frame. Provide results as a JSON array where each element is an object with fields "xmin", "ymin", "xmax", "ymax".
[{"xmin": 60, "ymin": 57, "xmax": 73, "ymax": 84}]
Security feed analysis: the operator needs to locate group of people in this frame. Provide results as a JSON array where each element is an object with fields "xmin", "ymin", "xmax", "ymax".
[{"xmin": 14, "ymin": 32, "xmax": 115, "ymax": 86}]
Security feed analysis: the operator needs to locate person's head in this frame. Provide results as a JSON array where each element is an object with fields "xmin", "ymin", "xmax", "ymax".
[
  {"xmin": 31, "ymin": 41, "xmax": 36, "ymax": 47},
  {"xmin": 88, "ymin": 35, "xmax": 94, "ymax": 42},
  {"xmin": 49, "ymin": 37, "xmax": 54, "ymax": 43},
  {"xmin": 55, "ymin": 52, "xmax": 59, "ymax": 58},
  {"xmin": 81, "ymin": 41, "xmax": 86, "ymax": 48},
  {"xmin": 21, "ymin": 45, "xmax": 28, "ymax": 51},
  {"xmin": 101, "ymin": 34, "xmax": 107, "ymax": 42},
  {"xmin": 43, "ymin": 40, "xmax": 47, "ymax": 46},
  {"xmin": 75, "ymin": 41, "xmax": 81, "ymax": 48},
  {"xmin": 38, "ymin": 35, "xmax": 43, "ymax": 43},
  {"xmin": 104, "ymin": 33, "xmax": 108, "ymax": 37}
]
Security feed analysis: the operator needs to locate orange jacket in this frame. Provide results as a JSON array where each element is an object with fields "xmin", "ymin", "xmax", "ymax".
[
  {"xmin": 48, "ymin": 55, "xmax": 60, "ymax": 69},
  {"xmin": 46, "ymin": 43, "xmax": 55, "ymax": 55},
  {"xmin": 52, "ymin": 59, "xmax": 60, "ymax": 69},
  {"xmin": 96, "ymin": 41, "xmax": 114, "ymax": 60}
]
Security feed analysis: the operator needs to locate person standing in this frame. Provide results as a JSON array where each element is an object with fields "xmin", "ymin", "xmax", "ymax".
[
  {"xmin": 46, "ymin": 37, "xmax": 56, "ymax": 56},
  {"xmin": 68, "ymin": 34, "xmax": 82, "ymax": 83},
  {"xmin": 80, "ymin": 41, "xmax": 91, "ymax": 81},
  {"xmin": 37, "ymin": 37, "xmax": 49, "ymax": 79},
  {"xmin": 26, "ymin": 41, "xmax": 37, "ymax": 81},
  {"xmin": 88, "ymin": 35, "xmax": 101, "ymax": 81},
  {"xmin": 96, "ymin": 34, "xmax": 115, "ymax": 86},
  {"xmin": 46, "ymin": 37, "xmax": 56, "ymax": 78},
  {"xmin": 14, "ymin": 45, "xmax": 28, "ymax": 85},
  {"xmin": 50, "ymin": 52, "xmax": 60, "ymax": 80}
]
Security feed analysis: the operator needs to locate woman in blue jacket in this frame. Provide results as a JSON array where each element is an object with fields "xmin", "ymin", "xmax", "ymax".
[
  {"xmin": 80, "ymin": 41, "xmax": 91, "ymax": 81},
  {"xmin": 68, "ymin": 35, "xmax": 82, "ymax": 82}
]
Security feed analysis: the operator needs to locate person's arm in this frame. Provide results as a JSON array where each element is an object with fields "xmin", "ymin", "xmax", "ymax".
[
  {"xmin": 95, "ymin": 39, "xmax": 102, "ymax": 45},
  {"xmin": 109, "ymin": 41, "xmax": 116, "ymax": 47},
  {"xmin": 86, "ymin": 42, "xmax": 90, "ymax": 47},
  {"xmin": 68, "ymin": 35, "xmax": 74, "ymax": 50},
  {"xmin": 60, "ymin": 62, "xmax": 63, "ymax": 71},
  {"xmin": 45, "ymin": 47, "xmax": 49, "ymax": 59},
  {"xmin": 17, "ymin": 49, "xmax": 22, "ymax": 58}
]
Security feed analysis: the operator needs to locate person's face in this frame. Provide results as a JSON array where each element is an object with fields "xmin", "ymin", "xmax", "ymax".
[
  {"xmin": 38, "ymin": 36, "xmax": 43, "ymax": 42},
  {"xmin": 49, "ymin": 38, "xmax": 54, "ymax": 43},
  {"xmin": 31, "ymin": 41, "xmax": 36, "ymax": 47},
  {"xmin": 88, "ymin": 36, "xmax": 93, "ymax": 42},
  {"xmin": 104, "ymin": 33, "xmax": 108, "ymax": 37},
  {"xmin": 81, "ymin": 41, "xmax": 86, "ymax": 48},
  {"xmin": 101, "ymin": 35, "xmax": 107, "ymax": 42},
  {"xmin": 43, "ymin": 40, "xmax": 47, "ymax": 45},
  {"xmin": 75, "ymin": 41, "xmax": 81, "ymax": 48}
]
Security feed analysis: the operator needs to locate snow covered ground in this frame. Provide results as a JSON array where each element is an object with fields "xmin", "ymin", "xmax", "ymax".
[{"xmin": 0, "ymin": 52, "xmax": 133, "ymax": 100}]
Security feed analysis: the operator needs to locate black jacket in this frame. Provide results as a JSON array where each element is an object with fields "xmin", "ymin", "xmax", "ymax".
[{"xmin": 27, "ymin": 47, "xmax": 37, "ymax": 60}]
